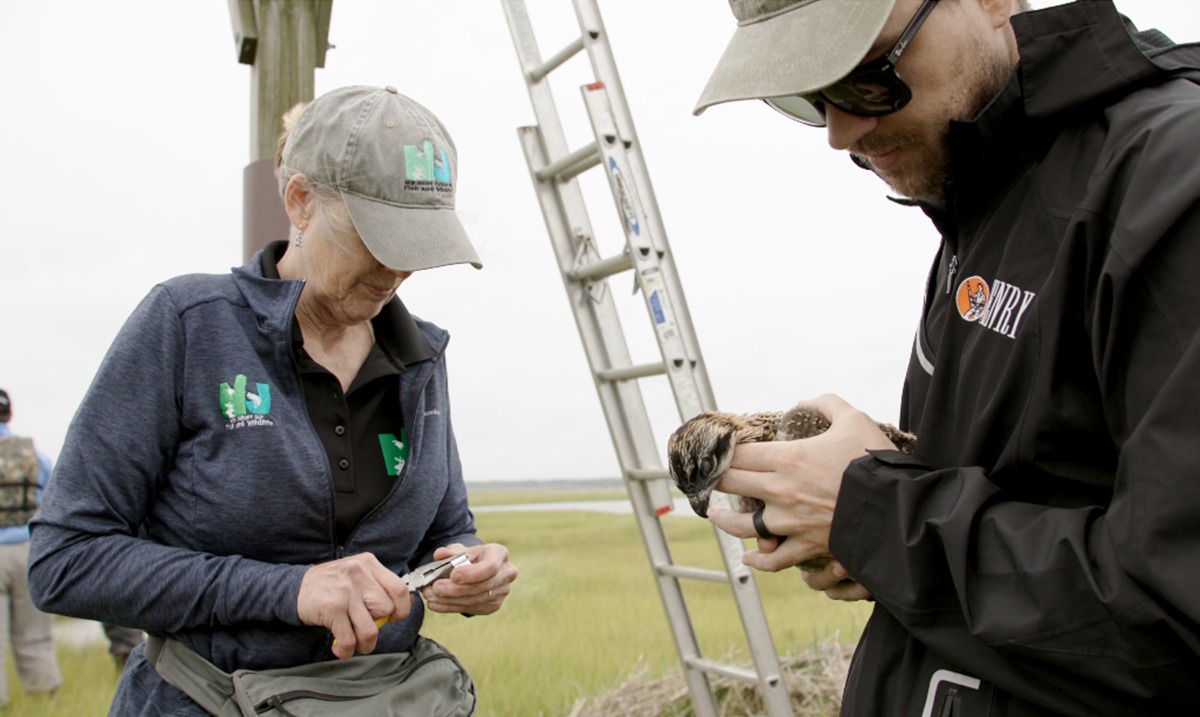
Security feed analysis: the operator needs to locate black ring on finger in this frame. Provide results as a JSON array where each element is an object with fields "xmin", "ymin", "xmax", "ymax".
[{"xmin": 752, "ymin": 507, "xmax": 781, "ymax": 540}]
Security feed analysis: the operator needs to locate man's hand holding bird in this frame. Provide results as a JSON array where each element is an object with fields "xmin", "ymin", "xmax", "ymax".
[{"xmin": 667, "ymin": 394, "xmax": 915, "ymax": 601}]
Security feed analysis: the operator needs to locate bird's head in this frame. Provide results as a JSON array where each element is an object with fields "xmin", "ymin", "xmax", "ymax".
[{"xmin": 667, "ymin": 412, "xmax": 739, "ymax": 518}]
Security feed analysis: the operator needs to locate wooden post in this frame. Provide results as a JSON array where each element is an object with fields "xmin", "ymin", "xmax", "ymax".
[{"xmin": 229, "ymin": 0, "xmax": 332, "ymax": 262}]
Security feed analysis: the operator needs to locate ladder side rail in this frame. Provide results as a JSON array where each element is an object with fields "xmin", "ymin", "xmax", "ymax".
[
  {"xmin": 582, "ymin": 85, "xmax": 709, "ymax": 422},
  {"xmin": 502, "ymin": 0, "xmax": 574, "ymax": 168},
  {"xmin": 578, "ymin": 85, "xmax": 781, "ymax": 614},
  {"xmin": 504, "ymin": 5, "xmax": 719, "ymax": 708},
  {"xmin": 516, "ymin": 120, "xmax": 722, "ymax": 717},
  {"xmin": 515, "ymin": 127, "xmax": 699, "ymax": 595},
  {"xmin": 514, "ymin": 130, "xmax": 675, "ymax": 516},
  {"xmin": 585, "ymin": 88, "xmax": 794, "ymax": 716},
  {"xmin": 503, "ymin": 0, "xmax": 674, "ymax": 513},
  {"xmin": 503, "ymin": 3, "xmax": 788, "ymax": 714},
  {"xmin": 572, "ymin": 0, "xmax": 719, "ymax": 416}
]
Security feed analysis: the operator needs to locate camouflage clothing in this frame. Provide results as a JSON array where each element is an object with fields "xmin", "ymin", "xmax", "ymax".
[
  {"xmin": 0, "ymin": 435, "xmax": 39, "ymax": 528},
  {"xmin": 0, "ymin": 422, "xmax": 59, "ymax": 704},
  {"xmin": 0, "ymin": 423, "xmax": 51, "ymax": 543}
]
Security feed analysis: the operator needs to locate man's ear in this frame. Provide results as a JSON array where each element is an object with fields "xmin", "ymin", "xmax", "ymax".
[
  {"xmin": 282, "ymin": 175, "xmax": 311, "ymax": 229},
  {"xmin": 976, "ymin": 0, "xmax": 1016, "ymax": 30}
]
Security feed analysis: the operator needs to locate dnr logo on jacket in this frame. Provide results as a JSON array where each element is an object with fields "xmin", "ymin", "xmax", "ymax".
[
  {"xmin": 219, "ymin": 374, "xmax": 274, "ymax": 430},
  {"xmin": 0, "ymin": 436, "xmax": 39, "ymax": 527},
  {"xmin": 955, "ymin": 276, "xmax": 1037, "ymax": 339}
]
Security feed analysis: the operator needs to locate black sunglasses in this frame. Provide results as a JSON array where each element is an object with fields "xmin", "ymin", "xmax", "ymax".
[{"xmin": 765, "ymin": 0, "xmax": 940, "ymax": 126}]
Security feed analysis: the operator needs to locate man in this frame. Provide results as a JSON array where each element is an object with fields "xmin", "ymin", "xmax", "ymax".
[
  {"xmin": 0, "ymin": 389, "xmax": 61, "ymax": 705},
  {"xmin": 693, "ymin": 0, "xmax": 1200, "ymax": 714}
]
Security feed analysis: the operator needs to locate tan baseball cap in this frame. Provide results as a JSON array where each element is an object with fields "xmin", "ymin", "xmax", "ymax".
[
  {"xmin": 282, "ymin": 85, "xmax": 483, "ymax": 272},
  {"xmin": 695, "ymin": 0, "xmax": 897, "ymax": 115}
]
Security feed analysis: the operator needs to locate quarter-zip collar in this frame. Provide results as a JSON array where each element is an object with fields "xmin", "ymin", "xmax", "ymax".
[{"xmin": 248, "ymin": 240, "xmax": 440, "ymax": 367}]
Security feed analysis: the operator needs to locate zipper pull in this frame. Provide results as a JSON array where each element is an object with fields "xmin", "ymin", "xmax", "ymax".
[{"xmin": 945, "ymin": 254, "xmax": 959, "ymax": 294}]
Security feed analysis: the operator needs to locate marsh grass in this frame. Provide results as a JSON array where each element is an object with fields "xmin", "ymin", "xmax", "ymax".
[
  {"xmin": 9, "ymin": 494, "xmax": 869, "ymax": 716},
  {"xmin": 422, "ymin": 507, "xmax": 870, "ymax": 716},
  {"xmin": 4, "ymin": 639, "xmax": 119, "ymax": 716},
  {"xmin": 466, "ymin": 488, "xmax": 627, "ymax": 507},
  {"xmin": 564, "ymin": 642, "xmax": 855, "ymax": 717}
]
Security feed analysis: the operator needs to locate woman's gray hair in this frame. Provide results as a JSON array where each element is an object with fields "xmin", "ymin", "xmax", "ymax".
[{"xmin": 273, "ymin": 102, "xmax": 357, "ymax": 253}]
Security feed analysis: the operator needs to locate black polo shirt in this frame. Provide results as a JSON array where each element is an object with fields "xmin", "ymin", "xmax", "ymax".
[{"xmin": 262, "ymin": 242, "xmax": 435, "ymax": 544}]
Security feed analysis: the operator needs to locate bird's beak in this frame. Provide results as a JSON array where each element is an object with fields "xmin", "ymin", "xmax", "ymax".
[{"xmin": 688, "ymin": 489, "xmax": 712, "ymax": 518}]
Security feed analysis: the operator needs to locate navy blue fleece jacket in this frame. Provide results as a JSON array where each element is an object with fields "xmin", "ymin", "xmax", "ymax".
[{"xmin": 27, "ymin": 250, "xmax": 479, "ymax": 680}]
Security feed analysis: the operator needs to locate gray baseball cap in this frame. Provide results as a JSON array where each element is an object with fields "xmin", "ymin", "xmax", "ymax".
[
  {"xmin": 282, "ymin": 85, "xmax": 482, "ymax": 271},
  {"xmin": 695, "ymin": 0, "xmax": 897, "ymax": 115}
]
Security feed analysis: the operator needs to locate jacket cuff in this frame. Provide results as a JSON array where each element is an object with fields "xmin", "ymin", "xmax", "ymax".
[{"xmin": 830, "ymin": 450, "xmax": 928, "ymax": 571}]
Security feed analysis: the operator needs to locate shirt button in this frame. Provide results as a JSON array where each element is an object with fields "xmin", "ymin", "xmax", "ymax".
[
  {"xmin": 335, "ymin": 425, "xmax": 346, "ymax": 436},
  {"xmin": 338, "ymin": 459, "xmax": 350, "ymax": 470}
]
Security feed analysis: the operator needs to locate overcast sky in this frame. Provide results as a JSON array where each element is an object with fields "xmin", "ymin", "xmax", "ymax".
[{"xmin": 2, "ymin": 1, "xmax": 1196, "ymax": 483}]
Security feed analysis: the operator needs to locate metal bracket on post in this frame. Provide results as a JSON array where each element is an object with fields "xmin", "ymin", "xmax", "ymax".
[{"xmin": 228, "ymin": 0, "xmax": 258, "ymax": 64}]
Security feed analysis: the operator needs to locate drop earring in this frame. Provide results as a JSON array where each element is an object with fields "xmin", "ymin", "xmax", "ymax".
[{"xmin": 295, "ymin": 226, "xmax": 305, "ymax": 248}]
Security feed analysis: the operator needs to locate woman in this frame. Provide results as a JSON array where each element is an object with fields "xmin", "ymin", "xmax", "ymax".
[{"xmin": 28, "ymin": 85, "xmax": 516, "ymax": 714}]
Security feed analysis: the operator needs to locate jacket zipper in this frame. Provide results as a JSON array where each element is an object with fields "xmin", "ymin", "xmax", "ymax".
[
  {"xmin": 945, "ymin": 254, "xmax": 959, "ymax": 294},
  {"xmin": 282, "ymin": 284, "xmax": 350, "ymax": 658}
]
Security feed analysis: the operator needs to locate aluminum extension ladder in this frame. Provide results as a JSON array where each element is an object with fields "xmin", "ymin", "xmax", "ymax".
[{"xmin": 500, "ymin": 2, "xmax": 793, "ymax": 714}]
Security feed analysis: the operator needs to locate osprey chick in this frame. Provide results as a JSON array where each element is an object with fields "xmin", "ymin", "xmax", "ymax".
[{"xmin": 667, "ymin": 404, "xmax": 915, "ymax": 568}]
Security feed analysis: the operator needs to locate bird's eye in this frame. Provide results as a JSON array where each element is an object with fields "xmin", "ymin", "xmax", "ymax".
[{"xmin": 699, "ymin": 457, "xmax": 714, "ymax": 475}]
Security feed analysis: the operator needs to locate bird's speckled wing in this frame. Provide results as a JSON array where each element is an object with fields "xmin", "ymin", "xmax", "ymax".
[
  {"xmin": 668, "ymin": 404, "xmax": 917, "ymax": 571},
  {"xmin": 778, "ymin": 405, "xmax": 917, "ymax": 453}
]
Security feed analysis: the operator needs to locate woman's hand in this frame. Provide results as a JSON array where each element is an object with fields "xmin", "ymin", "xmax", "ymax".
[
  {"xmin": 422, "ymin": 543, "xmax": 517, "ymax": 616},
  {"xmin": 297, "ymin": 552, "xmax": 412, "ymax": 660}
]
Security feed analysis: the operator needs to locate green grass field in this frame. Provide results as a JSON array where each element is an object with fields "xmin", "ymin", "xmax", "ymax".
[{"xmin": 6, "ymin": 492, "xmax": 870, "ymax": 716}]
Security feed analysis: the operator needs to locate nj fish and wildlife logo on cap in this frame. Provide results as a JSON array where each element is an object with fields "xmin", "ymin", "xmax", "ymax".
[{"xmin": 404, "ymin": 140, "xmax": 452, "ymax": 193}]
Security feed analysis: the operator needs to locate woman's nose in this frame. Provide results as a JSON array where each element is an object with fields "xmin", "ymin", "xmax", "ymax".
[{"xmin": 379, "ymin": 264, "xmax": 414, "ymax": 283}]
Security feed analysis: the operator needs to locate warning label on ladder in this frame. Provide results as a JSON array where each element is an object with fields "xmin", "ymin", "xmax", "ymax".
[
  {"xmin": 642, "ymin": 268, "xmax": 676, "ymax": 338},
  {"xmin": 608, "ymin": 157, "xmax": 640, "ymax": 236},
  {"xmin": 650, "ymin": 292, "xmax": 665, "ymax": 323}
]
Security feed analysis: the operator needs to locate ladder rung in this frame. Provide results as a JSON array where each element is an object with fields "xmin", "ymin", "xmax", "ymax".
[
  {"xmin": 535, "ymin": 141, "xmax": 601, "ymax": 181},
  {"xmin": 527, "ymin": 35, "xmax": 585, "ymax": 82},
  {"xmin": 626, "ymin": 468, "xmax": 669, "ymax": 482},
  {"xmin": 685, "ymin": 657, "xmax": 771, "ymax": 685},
  {"xmin": 597, "ymin": 361, "xmax": 665, "ymax": 382},
  {"xmin": 657, "ymin": 564, "xmax": 729, "ymax": 584},
  {"xmin": 503, "ymin": 1, "xmax": 793, "ymax": 712},
  {"xmin": 566, "ymin": 249, "xmax": 633, "ymax": 282}
]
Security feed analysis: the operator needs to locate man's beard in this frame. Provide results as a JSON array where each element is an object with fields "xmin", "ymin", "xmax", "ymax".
[{"xmin": 853, "ymin": 39, "xmax": 1014, "ymax": 201}]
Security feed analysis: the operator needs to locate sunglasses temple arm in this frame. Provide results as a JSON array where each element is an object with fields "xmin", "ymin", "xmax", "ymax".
[{"xmin": 887, "ymin": 0, "xmax": 940, "ymax": 66}]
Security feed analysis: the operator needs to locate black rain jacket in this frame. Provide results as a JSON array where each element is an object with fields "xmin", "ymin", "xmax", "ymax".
[{"xmin": 829, "ymin": 2, "xmax": 1200, "ymax": 715}]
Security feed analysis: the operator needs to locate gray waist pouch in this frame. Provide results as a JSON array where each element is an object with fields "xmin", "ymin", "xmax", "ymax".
[{"xmin": 145, "ymin": 634, "xmax": 476, "ymax": 717}]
